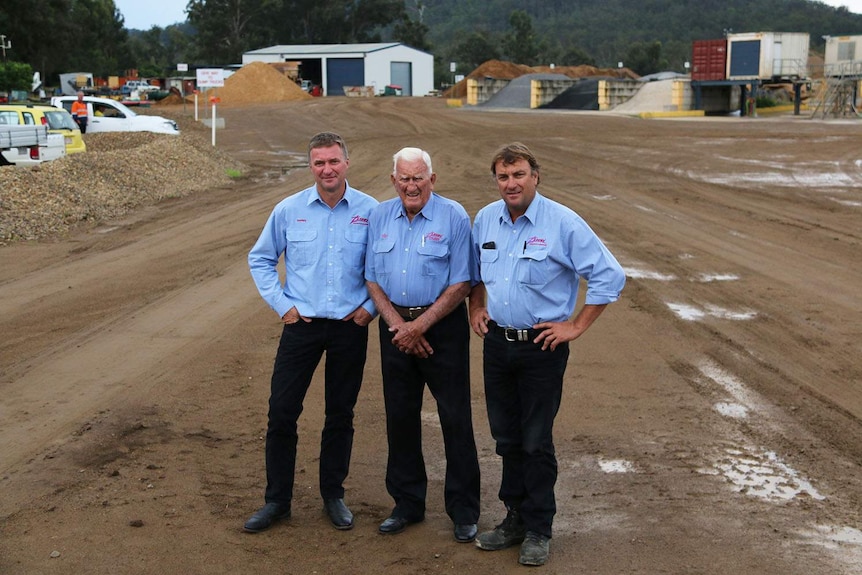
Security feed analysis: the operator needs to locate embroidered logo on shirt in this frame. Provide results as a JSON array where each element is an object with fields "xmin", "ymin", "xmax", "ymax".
[
  {"xmin": 527, "ymin": 236, "xmax": 547, "ymax": 247},
  {"xmin": 296, "ymin": 219, "xmax": 307, "ymax": 223},
  {"xmin": 425, "ymin": 232, "xmax": 443, "ymax": 242},
  {"xmin": 350, "ymin": 215, "xmax": 369, "ymax": 225}
]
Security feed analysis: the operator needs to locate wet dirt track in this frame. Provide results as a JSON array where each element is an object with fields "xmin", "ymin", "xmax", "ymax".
[{"xmin": 1, "ymin": 98, "xmax": 861, "ymax": 574}]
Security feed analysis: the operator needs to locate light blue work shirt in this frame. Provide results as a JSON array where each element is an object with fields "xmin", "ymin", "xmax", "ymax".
[
  {"xmin": 365, "ymin": 192, "xmax": 473, "ymax": 307},
  {"xmin": 248, "ymin": 183, "xmax": 378, "ymax": 319},
  {"xmin": 472, "ymin": 192, "xmax": 625, "ymax": 329}
]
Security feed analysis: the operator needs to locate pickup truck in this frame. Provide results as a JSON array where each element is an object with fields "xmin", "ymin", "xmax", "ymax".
[
  {"xmin": 50, "ymin": 95, "xmax": 179, "ymax": 135},
  {"xmin": 0, "ymin": 124, "xmax": 66, "ymax": 167},
  {"xmin": 121, "ymin": 80, "xmax": 160, "ymax": 95}
]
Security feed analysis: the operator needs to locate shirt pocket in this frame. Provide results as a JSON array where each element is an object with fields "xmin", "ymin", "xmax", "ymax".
[
  {"xmin": 286, "ymin": 228, "xmax": 318, "ymax": 266},
  {"xmin": 417, "ymin": 242, "xmax": 449, "ymax": 277},
  {"xmin": 517, "ymin": 247, "xmax": 550, "ymax": 285},
  {"xmin": 372, "ymin": 238, "xmax": 396, "ymax": 278},
  {"xmin": 343, "ymin": 227, "xmax": 368, "ymax": 269},
  {"xmin": 479, "ymin": 247, "xmax": 499, "ymax": 285}
]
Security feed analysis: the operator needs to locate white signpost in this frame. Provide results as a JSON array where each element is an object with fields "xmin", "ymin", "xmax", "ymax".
[{"xmin": 195, "ymin": 69, "xmax": 225, "ymax": 146}]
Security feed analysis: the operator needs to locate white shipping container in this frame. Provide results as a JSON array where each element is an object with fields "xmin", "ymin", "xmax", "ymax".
[
  {"xmin": 726, "ymin": 32, "xmax": 809, "ymax": 80},
  {"xmin": 823, "ymin": 35, "xmax": 862, "ymax": 77}
]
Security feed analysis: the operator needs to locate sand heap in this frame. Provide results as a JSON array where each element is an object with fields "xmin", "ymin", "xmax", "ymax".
[
  {"xmin": 156, "ymin": 87, "xmax": 185, "ymax": 106},
  {"xmin": 444, "ymin": 59, "xmax": 639, "ymax": 98},
  {"xmin": 200, "ymin": 61, "xmax": 313, "ymax": 106}
]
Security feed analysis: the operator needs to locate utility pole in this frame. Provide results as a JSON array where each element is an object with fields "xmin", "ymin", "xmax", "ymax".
[
  {"xmin": 1, "ymin": 34, "xmax": 10, "ymax": 99},
  {"xmin": 0, "ymin": 34, "xmax": 10, "ymax": 64}
]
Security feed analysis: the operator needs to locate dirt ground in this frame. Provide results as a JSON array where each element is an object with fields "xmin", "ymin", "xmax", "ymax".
[{"xmin": 1, "ymin": 98, "xmax": 861, "ymax": 574}]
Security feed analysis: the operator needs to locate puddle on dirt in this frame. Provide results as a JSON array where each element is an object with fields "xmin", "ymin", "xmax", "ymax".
[
  {"xmin": 626, "ymin": 267, "xmax": 676, "ymax": 281},
  {"xmin": 709, "ymin": 446, "xmax": 825, "ymax": 502},
  {"xmin": 714, "ymin": 401, "xmax": 748, "ymax": 419},
  {"xmin": 699, "ymin": 361, "xmax": 759, "ymax": 407},
  {"xmin": 598, "ymin": 459, "xmax": 636, "ymax": 473},
  {"xmin": 667, "ymin": 302, "xmax": 756, "ymax": 321},
  {"xmin": 693, "ymin": 273, "xmax": 740, "ymax": 283}
]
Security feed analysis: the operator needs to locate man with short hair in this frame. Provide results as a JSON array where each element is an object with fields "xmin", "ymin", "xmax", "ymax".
[
  {"xmin": 70, "ymin": 91, "xmax": 88, "ymax": 134},
  {"xmin": 469, "ymin": 142, "xmax": 626, "ymax": 566},
  {"xmin": 365, "ymin": 147, "xmax": 481, "ymax": 543},
  {"xmin": 246, "ymin": 132, "xmax": 378, "ymax": 533}
]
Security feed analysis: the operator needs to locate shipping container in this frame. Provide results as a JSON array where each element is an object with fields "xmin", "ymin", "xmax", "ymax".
[
  {"xmin": 824, "ymin": 35, "xmax": 862, "ymax": 77},
  {"xmin": 726, "ymin": 32, "xmax": 809, "ymax": 80},
  {"xmin": 691, "ymin": 39, "xmax": 727, "ymax": 81}
]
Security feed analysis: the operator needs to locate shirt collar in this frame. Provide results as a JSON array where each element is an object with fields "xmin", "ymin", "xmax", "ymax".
[
  {"xmin": 496, "ymin": 191, "xmax": 542, "ymax": 225},
  {"xmin": 307, "ymin": 181, "xmax": 354, "ymax": 207},
  {"xmin": 396, "ymin": 191, "xmax": 436, "ymax": 221}
]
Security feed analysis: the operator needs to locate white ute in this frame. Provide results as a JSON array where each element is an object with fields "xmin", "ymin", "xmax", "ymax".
[
  {"xmin": 50, "ymin": 95, "xmax": 179, "ymax": 135},
  {"xmin": 0, "ymin": 124, "xmax": 66, "ymax": 167}
]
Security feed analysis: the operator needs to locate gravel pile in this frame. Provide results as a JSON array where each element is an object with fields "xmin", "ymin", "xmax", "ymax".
[{"xmin": 0, "ymin": 111, "xmax": 246, "ymax": 245}]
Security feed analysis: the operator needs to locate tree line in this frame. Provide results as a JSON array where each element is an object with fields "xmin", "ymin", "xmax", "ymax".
[{"xmin": 2, "ymin": 0, "xmax": 862, "ymax": 92}]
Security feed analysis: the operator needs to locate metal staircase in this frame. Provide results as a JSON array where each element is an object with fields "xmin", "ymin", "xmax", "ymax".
[{"xmin": 809, "ymin": 61, "xmax": 862, "ymax": 119}]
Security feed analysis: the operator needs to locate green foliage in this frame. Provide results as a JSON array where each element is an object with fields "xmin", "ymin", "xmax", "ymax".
[
  {"xmin": 4, "ymin": 0, "xmax": 862, "ymax": 89},
  {"xmin": 451, "ymin": 31, "xmax": 501, "ymax": 72},
  {"xmin": 0, "ymin": 61, "xmax": 34, "ymax": 92},
  {"xmin": 502, "ymin": 10, "xmax": 540, "ymax": 66},
  {"xmin": 625, "ymin": 41, "xmax": 669, "ymax": 76}
]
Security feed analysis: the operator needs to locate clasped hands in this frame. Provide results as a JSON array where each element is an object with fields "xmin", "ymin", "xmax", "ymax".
[{"xmin": 390, "ymin": 319, "xmax": 433, "ymax": 358}]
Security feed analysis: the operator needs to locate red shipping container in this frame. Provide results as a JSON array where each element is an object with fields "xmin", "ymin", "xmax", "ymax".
[{"xmin": 692, "ymin": 39, "xmax": 727, "ymax": 81}]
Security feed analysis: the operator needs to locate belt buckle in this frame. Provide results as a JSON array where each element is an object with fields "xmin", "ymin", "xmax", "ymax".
[
  {"xmin": 504, "ymin": 328, "xmax": 528, "ymax": 342},
  {"xmin": 408, "ymin": 306, "xmax": 423, "ymax": 319}
]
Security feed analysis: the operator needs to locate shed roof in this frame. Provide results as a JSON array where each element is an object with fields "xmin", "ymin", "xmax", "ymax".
[{"xmin": 245, "ymin": 43, "xmax": 420, "ymax": 57}]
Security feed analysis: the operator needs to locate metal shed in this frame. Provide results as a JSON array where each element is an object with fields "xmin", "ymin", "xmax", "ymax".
[
  {"xmin": 824, "ymin": 35, "xmax": 862, "ymax": 77},
  {"xmin": 242, "ymin": 43, "xmax": 434, "ymax": 97}
]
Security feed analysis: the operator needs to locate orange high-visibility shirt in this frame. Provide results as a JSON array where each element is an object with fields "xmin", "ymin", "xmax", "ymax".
[{"xmin": 71, "ymin": 101, "xmax": 88, "ymax": 117}]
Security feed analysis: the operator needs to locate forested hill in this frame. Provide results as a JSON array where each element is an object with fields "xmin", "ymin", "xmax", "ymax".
[{"xmin": 422, "ymin": 0, "xmax": 862, "ymax": 71}]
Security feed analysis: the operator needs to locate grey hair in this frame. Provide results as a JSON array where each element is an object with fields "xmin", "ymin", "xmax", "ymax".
[{"xmin": 392, "ymin": 147, "xmax": 432, "ymax": 175}]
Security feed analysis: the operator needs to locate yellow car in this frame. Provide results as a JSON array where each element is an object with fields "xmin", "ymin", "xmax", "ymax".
[{"xmin": 0, "ymin": 103, "xmax": 86, "ymax": 155}]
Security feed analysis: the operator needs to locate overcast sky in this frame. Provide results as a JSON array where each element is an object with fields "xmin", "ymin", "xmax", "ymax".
[{"xmin": 113, "ymin": 0, "xmax": 862, "ymax": 31}]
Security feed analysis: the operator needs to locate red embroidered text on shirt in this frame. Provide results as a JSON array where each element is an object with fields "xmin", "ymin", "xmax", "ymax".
[
  {"xmin": 527, "ymin": 236, "xmax": 546, "ymax": 247},
  {"xmin": 350, "ymin": 215, "xmax": 369, "ymax": 225},
  {"xmin": 425, "ymin": 232, "xmax": 444, "ymax": 242}
]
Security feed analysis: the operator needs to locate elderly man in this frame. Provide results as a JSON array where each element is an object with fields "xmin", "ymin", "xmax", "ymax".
[
  {"xmin": 469, "ymin": 142, "xmax": 625, "ymax": 566},
  {"xmin": 246, "ymin": 132, "xmax": 378, "ymax": 533},
  {"xmin": 365, "ymin": 147, "xmax": 480, "ymax": 543}
]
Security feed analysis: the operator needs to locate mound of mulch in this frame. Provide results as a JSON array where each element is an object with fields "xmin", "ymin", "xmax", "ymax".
[
  {"xmin": 200, "ymin": 61, "xmax": 313, "ymax": 106},
  {"xmin": 444, "ymin": 59, "xmax": 640, "ymax": 98}
]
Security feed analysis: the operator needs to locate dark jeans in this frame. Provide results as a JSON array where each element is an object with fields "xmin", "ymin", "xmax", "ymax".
[
  {"xmin": 378, "ymin": 303, "xmax": 480, "ymax": 524},
  {"xmin": 74, "ymin": 116, "xmax": 87, "ymax": 134},
  {"xmin": 483, "ymin": 328, "xmax": 570, "ymax": 538},
  {"xmin": 264, "ymin": 319, "xmax": 368, "ymax": 505}
]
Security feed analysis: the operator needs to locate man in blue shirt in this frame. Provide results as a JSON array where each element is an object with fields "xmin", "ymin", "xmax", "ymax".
[
  {"xmin": 365, "ymin": 147, "xmax": 481, "ymax": 543},
  {"xmin": 245, "ymin": 132, "xmax": 378, "ymax": 533},
  {"xmin": 469, "ymin": 142, "xmax": 625, "ymax": 566}
]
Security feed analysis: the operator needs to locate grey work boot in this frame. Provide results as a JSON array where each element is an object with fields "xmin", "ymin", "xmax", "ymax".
[
  {"xmin": 519, "ymin": 531, "xmax": 551, "ymax": 566},
  {"xmin": 475, "ymin": 508, "xmax": 527, "ymax": 551}
]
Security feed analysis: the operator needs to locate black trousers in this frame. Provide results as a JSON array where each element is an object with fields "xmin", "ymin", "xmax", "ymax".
[
  {"xmin": 378, "ymin": 303, "xmax": 480, "ymax": 524},
  {"xmin": 264, "ymin": 319, "xmax": 368, "ymax": 505},
  {"xmin": 483, "ymin": 328, "xmax": 570, "ymax": 538}
]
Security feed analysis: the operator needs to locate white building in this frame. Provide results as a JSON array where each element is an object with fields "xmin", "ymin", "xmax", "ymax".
[{"xmin": 242, "ymin": 43, "xmax": 434, "ymax": 97}]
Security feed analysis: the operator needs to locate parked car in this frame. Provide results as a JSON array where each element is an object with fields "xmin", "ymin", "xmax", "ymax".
[
  {"xmin": 0, "ymin": 103, "xmax": 86, "ymax": 155},
  {"xmin": 50, "ymin": 96, "xmax": 179, "ymax": 135},
  {"xmin": 121, "ymin": 80, "xmax": 159, "ymax": 95},
  {"xmin": 0, "ymin": 106, "xmax": 67, "ymax": 166}
]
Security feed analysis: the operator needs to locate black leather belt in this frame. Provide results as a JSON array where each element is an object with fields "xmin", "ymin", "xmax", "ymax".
[
  {"xmin": 392, "ymin": 304, "xmax": 431, "ymax": 320},
  {"xmin": 488, "ymin": 320, "xmax": 541, "ymax": 342}
]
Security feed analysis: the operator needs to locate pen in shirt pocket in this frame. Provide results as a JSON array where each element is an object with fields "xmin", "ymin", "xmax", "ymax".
[
  {"xmin": 422, "ymin": 234, "xmax": 425, "ymax": 247},
  {"xmin": 523, "ymin": 241, "xmax": 527, "ymax": 253}
]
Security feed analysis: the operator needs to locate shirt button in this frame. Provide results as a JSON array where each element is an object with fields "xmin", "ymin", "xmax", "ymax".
[{"xmin": 402, "ymin": 270, "xmax": 406, "ymax": 274}]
